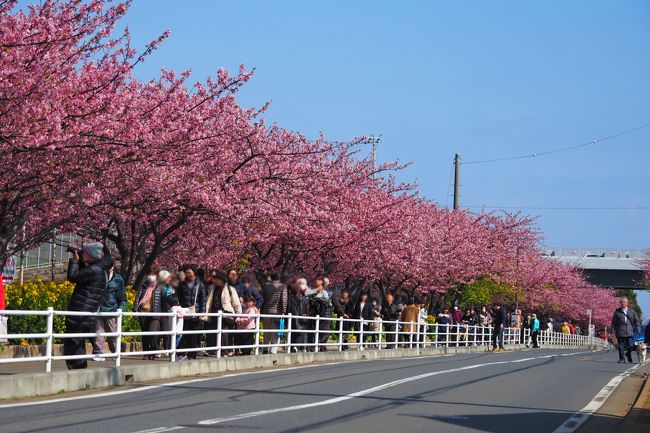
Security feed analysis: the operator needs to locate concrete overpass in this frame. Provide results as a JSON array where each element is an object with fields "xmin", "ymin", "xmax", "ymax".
[{"xmin": 544, "ymin": 247, "xmax": 647, "ymax": 289}]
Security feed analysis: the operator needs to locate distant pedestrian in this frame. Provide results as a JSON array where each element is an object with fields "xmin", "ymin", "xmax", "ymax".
[
  {"xmin": 491, "ymin": 302, "xmax": 506, "ymax": 352},
  {"xmin": 307, "ymin": 275, "xmax": 333, "ymax": 351},
  {"xmin": 352, "ymin": 291, "xmax": 373, "ymax": 349},
  {"xmin": 168, "ymin": 295, "xmax": 189, "ymax": 361},
  {"xmin": 135, "ymin": 274, "xmax": 163, "ymax": 360},
  {"xmin": 400, "ymin": 297, "xmax": 420, "ymax": 345},
  {"xmin": 176, "ymin": 265, "xmax": 207, "ymax": 360},
  {"xmin": 530, "ymin": 313, "xmax": 540, "ymax": 348},
  {"xmin": 479, "ymin": 306, "xmax": 492, "ymax": 327},
  {"xmin": 437, "ymin": 307, "xmax": 452, "ymax": 345},
  {"xmin": 369, "ymin": 298, "xmax": 382, "ymax": 345},
  {"xmin": 286, "ymin": 277, "xmax": 309, "ymax": 352},
  {"xmin": 523, "ymin": 313, "xmax": 532, "ymax": 347},
  {"xmin": 419, "ymin": 302, "xmax": 429, "ymax": 344},
  {"xmin": 237, "ymin": 274, "xmax": 264, "ymax": 309},
  {"xmin": 235, "ymin": 297, "xmax": 259, "ymax": 355},
  {"xmin": 157, "ymin": 270, "xmax": 175, "ymax": 353},
  {"xmin": 561, "ymin": 322, "xmax": 570, "ymax": 334},
  {"xmin": 91, "ymin": 261, "xmax": 126, "ymax": 361},
  {"xmin": 261, "ymin": 273, "xmax": 288, "ymax": 354},
  {"xmin": 381, "ymin": 291, "xmax": 401, "ymax": 348},
  {"xmin": 333, "ymin": 288, "xmax": 353, "ymax": 348},
  {"xmin": 205, "ymin": 271, "xmax": 242, "ymax": 357},
  {"xmin": 567, "ymin": 321, "xmax": 575, "ymax": 334},
  {"xmin": 611, "ymin": 297, "xmax": 640, "ymax": 363}
]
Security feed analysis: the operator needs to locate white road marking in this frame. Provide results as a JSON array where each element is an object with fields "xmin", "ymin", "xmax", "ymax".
[
  {"xmin": 552, "ymin": 363, "xmax": 639, "ymax": 433},
  {"xmin": 197, "ymin": 350, "xmax": 592, "ymax": 426},
  {"xmin": 131, "ymin": 427, "xmax": 184, "ymax": 433}
]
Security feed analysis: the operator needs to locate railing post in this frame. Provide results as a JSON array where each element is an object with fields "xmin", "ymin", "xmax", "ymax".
[
  {"xmin": 338, "ymin": 317, "xmax": 344, "ymax": 351},
  {"xmin": 216, "ymin": 312, "xmax": 223, "ymax": 358},
  {"xmin": 254, "ymin": 314, "xmax": 261, "ymax": 355},
  {"xmin": 170, "ymin": 312, "xmax": 177, "ymax": 362},
  {"xmin": 286, "ymin": 314, "xmax": 292, "ymax": 353},
  {"xmin": 314, "ymin": 315, "xmax": 320, "ymax": 353},
  {"xmin": 393, "ymin": 320, "xmax": 399, "ymax": 349},
  {"xmin": 115, "ymin": 309, "xmax": 123, "ymax": 367},
  {"xmin": 45, "ymin": 307, "xmax": 54, "ymax": 373},
  {"xmin": 359, "ymin": 319, "xmax": 364, "ymax": 350},
  {"xmin": 409, "ymin": 322, "xmax": 414, "ymax": 348},
  {"xmin": 378, "ymin": 319, "xmax": 383, "ymax": 350}
]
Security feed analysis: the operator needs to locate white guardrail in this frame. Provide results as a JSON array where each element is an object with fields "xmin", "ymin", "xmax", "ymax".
[{"xmin": 0, "ymin": 309, "xmax": 609, "ymax": 372}]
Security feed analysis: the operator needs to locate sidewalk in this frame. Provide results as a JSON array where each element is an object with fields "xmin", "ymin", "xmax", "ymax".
[
  {"xmin": 578, "ymin": 362, "xmax": 650, "ymax": 433},
  {"xmin": 618, "ymin": 366, "xmax": 650, "ymax": 433},
  {"xmin": 0, "ymin": 356, "xmax": 167, "ymax": 375}
]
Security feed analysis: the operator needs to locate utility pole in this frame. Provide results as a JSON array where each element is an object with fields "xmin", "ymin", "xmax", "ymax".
[
  {"xmin": 587, "ymin": 308, "xmax": 593, "ymax": 344},
  {"xmin": 515, "ymin": 246, "xmax": 520, "ymax": 313},
  {"xmin": 18, "ymin": 224, "xmax": 25, "ymax": 285},
  {"xmin": 453, "ymin": 153, "xmax": 461, "ymax": 210},
  {"xmin": 50, "ymin": 230, "xmax": 57, "ymax": 282},
  {"xmin": 364, "ymin": 135, "xmax": 382, "ymax": 178}
]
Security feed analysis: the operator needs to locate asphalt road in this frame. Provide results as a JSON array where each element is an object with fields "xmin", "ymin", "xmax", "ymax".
[{"xmin": 0, "ymin": 348, "xmax": 633, "ymax": 433}]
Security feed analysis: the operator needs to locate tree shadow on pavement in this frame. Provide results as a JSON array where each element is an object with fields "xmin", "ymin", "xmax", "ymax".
[{"xmin": 403, "ymin": 411, "xmax": 623, "ymax": 433}]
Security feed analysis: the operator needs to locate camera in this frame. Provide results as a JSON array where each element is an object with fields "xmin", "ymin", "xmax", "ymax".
[{"xmin": 66, "ymin": 246, "xmax": 81, "ymax": 254}]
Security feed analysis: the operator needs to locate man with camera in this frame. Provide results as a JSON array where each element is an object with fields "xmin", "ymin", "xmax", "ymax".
[{"xmin": 65, "ymin": 242, "xmax": 113, "ymax": 369}]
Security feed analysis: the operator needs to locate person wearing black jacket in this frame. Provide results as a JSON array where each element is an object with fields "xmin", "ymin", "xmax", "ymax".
[
  {"xmin": 287, "ymin": 279, "xmax": 309, "ymax": 352},
  {"xmin": 381, "ymin": 291, "xmax": 401, "ymax": 348},
  {"xmin": 308, "ymin": 276, "xmax": 333, "ymax": 351},
  {"xmin": 611, "ymin": 297, "xmax": 641, "ymax": 363},
  {"xmin": 491, "ymin": 302, "xmax": 507, "ymax": 352},
  {"xmin": 333, "ymin": 288, "xmax": 353, "ymax": 349},
  {"xmin": 176, "ymin": 265, "xmax": 207, "ymax": 360},
  {"xmin": 352, "ymin": 291, "xmax": 373, "ymax": 349},
  {"xmin": 65, "ymin": 242, "xmax": 113, "ymax": 369}
]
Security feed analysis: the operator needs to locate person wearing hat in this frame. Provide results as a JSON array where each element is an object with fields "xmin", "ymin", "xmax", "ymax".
[
  {"xmin": 65, "ymin": 241, "xmax": 113, "ymax": 369},
  {"xmin": 530, "ymin": 313, "xmax": 541, "ymax": 348}
]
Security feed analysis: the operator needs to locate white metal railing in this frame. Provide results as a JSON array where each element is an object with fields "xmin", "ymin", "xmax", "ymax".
[
  {"xmin": 0, "ymin": 308, "xmax": 610, "ymax": 372},
  {"xmin": 542, "ymin": 246, "xmax": 648, "ymax": 259}
]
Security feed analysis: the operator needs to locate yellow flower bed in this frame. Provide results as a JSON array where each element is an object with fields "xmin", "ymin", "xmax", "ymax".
[{"xmin": 4, "ymin": 277, "xmax": 140, "ymax": 344}]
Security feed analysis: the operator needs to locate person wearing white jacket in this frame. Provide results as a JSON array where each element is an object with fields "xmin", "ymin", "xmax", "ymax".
[{"xmin": 205, "ymin": 271, "xmax": 242, "ymax": 357}]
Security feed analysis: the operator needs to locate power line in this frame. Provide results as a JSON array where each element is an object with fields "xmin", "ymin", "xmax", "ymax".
[
  {"xmin": 465, "ymin": 205, "xmax": 650, "ymax": 211},
  {"xmin": 463, "ymin": 122, "xmax": 650, "ymax": 165}
]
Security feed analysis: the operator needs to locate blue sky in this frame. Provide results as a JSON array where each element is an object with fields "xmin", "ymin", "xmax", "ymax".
[{"xmin": 121, "ymin": 1, "xmax": 649, "ymax": 317}]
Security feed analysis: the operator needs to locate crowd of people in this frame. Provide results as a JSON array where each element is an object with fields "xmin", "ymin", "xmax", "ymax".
[{"xmin": 63, "ymin": 243, "xmax": 606, "ymax": 370}]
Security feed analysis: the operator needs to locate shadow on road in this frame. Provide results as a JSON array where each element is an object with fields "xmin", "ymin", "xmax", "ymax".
[{"xmin": 404, "ymin": 411, "xmax": 623, "ymax": 433}]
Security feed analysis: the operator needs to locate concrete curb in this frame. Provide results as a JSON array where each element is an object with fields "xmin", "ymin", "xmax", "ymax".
[{"xmin": 0, "ymin": 344, "xmax": 592, "ymax": 400}]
